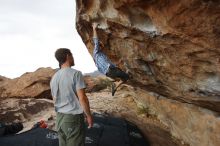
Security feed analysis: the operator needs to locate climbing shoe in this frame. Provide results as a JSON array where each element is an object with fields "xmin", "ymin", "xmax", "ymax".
[{"xmin": 111, "ymin": 83, "xmax": 116, "ymax": 96}]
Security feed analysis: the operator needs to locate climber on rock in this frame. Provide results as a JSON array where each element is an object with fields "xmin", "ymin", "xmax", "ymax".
[{"xmin": 92, "ymin": 22, "xmax": 129, "ymax": 96}]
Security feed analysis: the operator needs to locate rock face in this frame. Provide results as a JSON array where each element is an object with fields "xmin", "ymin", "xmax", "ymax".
[
  {"xmin": 76, "ymin": 1, "xmax": 220, "ymax": 146},
  {"xmin": 0, "ymin": 68, "xmax": 55, "ymax": 99}
]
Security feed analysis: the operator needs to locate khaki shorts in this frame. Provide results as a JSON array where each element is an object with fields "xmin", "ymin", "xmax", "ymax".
[{"xmin": 56, "ymin": 113, "xmax": 85, "ymax": 146}]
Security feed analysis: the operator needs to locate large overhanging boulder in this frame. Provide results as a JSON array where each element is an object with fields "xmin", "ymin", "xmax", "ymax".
[
  {"xmin": 76, "ymin": 0, "xmax": 220, "ymax": 112},
  {"xmin": 76, "ymin": 1, "xmax": 220, "ymax": 146}
]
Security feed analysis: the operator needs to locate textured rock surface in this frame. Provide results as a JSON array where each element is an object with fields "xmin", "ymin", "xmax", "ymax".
[
  {"xmin": 76, "ymin": 0, "xmax": 220, "ymax": 146},
  {"xmin": 131, "ymin": 87, "xmax": 220, "ymax": 146},
  {"xmin": 0, "ymin": 68, "xmax": 55, "ymax": 99},
  {"xmin": 0, "ymin": 98, "xmax": 55, "ymax": 132},
  {"xmin": 89, "ymin": 87, "xmax": 188, "ymax": 146}
]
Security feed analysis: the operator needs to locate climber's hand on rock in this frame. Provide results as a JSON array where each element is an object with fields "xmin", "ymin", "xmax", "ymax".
[{"xmin": 92, "ymin": 23, "xmax": 99, "ymax": 30}]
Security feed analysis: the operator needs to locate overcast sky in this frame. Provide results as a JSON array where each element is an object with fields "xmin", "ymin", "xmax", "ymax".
[{"xmin": 0, "ymin": 0, "xmax": 97, "ymax": 78}]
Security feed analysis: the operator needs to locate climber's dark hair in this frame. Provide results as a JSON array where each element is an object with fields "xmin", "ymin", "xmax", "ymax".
[{"xmin": 55, "ymin": 48, "xmax": 72, "ymax": 68}]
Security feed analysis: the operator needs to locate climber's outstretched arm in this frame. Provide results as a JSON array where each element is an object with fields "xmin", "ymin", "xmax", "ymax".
[
  {"xmin": 92, "ymin": 23, "xmax": 100, "ymax": 55},
  {"xmin": 92, "ymin": 23, "xmax": 98, "ymax": 38}
]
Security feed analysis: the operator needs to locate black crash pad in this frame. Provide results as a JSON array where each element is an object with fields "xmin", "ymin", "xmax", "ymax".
[{"xmin": 0, "ymin": 113, "xmax": 149, "ymax": 146}]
